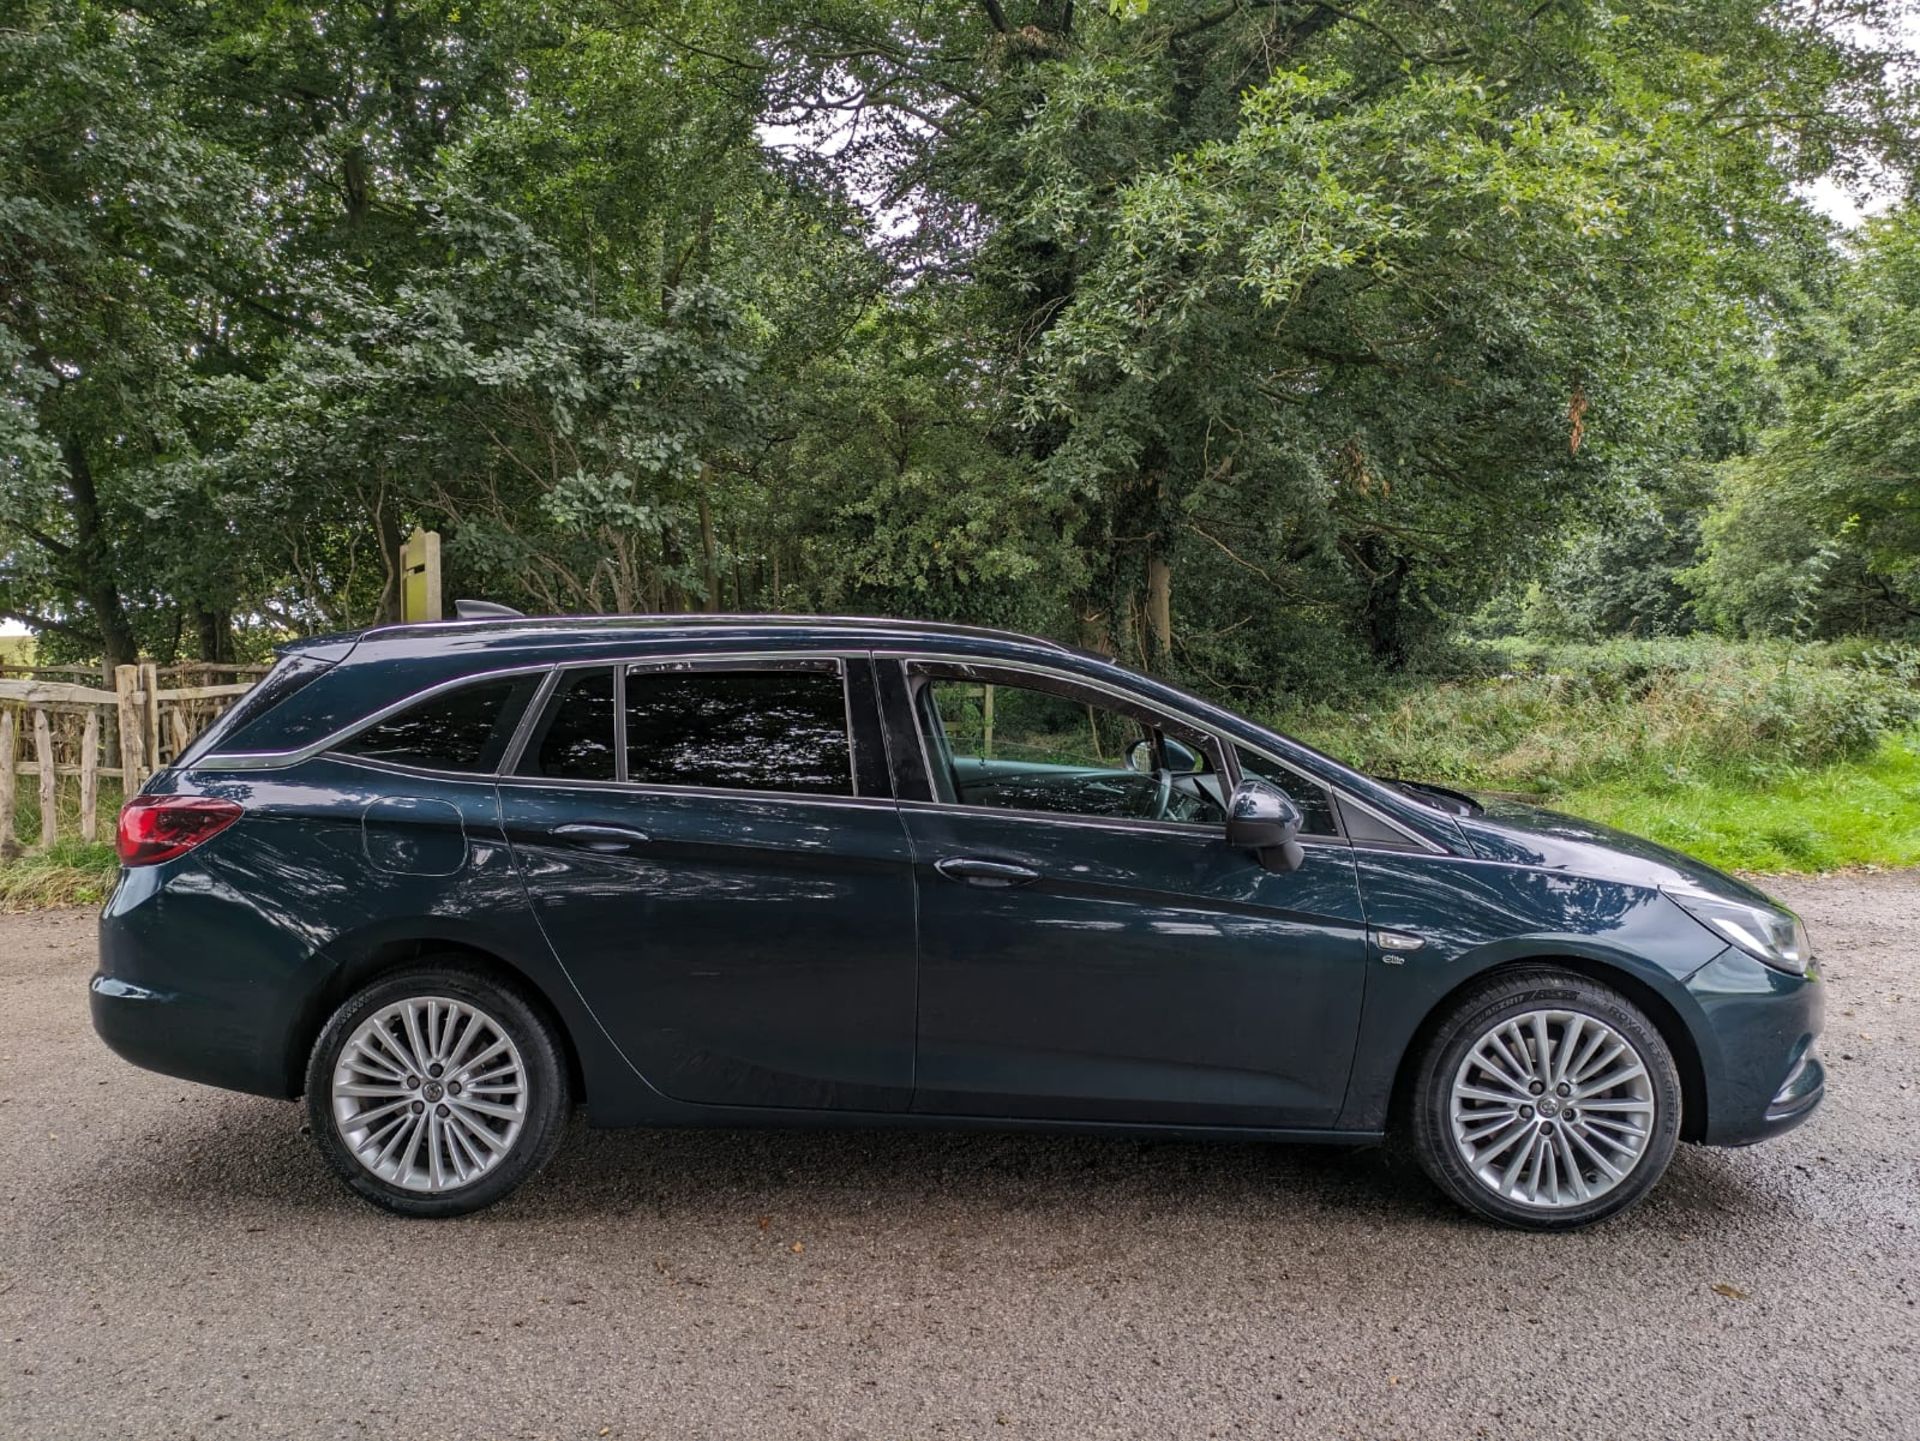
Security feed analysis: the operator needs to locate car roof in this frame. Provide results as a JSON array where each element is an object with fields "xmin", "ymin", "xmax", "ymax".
[{"xmin": 330, "ymin": 613, "xmax": 1088, "ymax": 660}]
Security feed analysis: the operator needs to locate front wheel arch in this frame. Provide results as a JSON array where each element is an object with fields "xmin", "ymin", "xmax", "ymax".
[{"xmin": 1387, "ymin": 956, "xmax": 1710, "ymax": 1143}]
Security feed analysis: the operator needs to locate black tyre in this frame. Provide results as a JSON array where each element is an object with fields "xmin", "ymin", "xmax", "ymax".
[
  {"xmin": 304, "ymin": 963, "xmax": 570, "ymax": 1218},
  {"xmin": 1409, "ymin": 967, "xmax": 1682, "ymax": 1231}
]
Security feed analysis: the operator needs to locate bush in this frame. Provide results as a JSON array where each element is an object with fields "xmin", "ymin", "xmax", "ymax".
[{"xmin": 1267, "ymin": 638, "xmax": 1920, "ymax": 794}]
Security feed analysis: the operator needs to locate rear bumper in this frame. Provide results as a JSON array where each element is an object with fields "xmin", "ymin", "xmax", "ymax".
[
  {"xmin": 92, "ymin": 866, "xmax": 306, "ymax": 1099},
  {"xmin": 90, "ymin": 970, "xmax": 294, "ymax": 1098}
]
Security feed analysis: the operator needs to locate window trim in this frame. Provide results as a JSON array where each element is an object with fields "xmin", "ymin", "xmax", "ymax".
[{"xmin": 508, "ymin": 664, "xmax": 621, "ymax": 784}]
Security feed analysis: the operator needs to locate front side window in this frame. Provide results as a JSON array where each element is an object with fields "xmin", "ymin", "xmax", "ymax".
[
  {"xmin": 335, "ymin": 675, "xmax": 536, "ymax": 774},
  {"xmin": 626, "ymin": 668, "xmax": 853, "ymax": 796},
  {"xmin": 917, "ymin": 673, "xmax": 1226, "ymax": 824}
]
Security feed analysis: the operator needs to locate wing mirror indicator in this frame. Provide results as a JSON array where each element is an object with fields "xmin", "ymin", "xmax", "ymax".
[{"xmin": 1225, "ymin": 778, "xmax": 1304, "ymax": 873}]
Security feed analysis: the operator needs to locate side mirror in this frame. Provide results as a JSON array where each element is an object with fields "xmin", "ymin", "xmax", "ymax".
[
  {"xmin": 1225, "ymin": 777, "xmax": 1305, "ymax": 873},
  {"xmin": 1127, "ymin": 736, "xmax": 1201, "ymax": 774}
]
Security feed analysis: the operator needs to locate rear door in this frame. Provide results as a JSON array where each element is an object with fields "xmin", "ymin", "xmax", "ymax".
[
  {"xmin": 498, "ymin": 653, "xmax": 918, "ymax": 1112},
  {"xmin": 883, "ymin": 657, "xmax": 1371, "ymax": 1129}
]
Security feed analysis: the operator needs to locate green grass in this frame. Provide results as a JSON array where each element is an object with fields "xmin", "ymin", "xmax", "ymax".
[
  {"xmin": 1273, "ymin": 638, "xmax": 1920, "ymax": 875},
  {"xmin": 0, "ymin": 770, "xmax": 125, "ymax": 912},
  {"xmin": 0, "ymin": 838, "xmax": 117, "ymax": 912},
  {"xmin": 1553, "ymin": 733, "xmax": 1920, "ymax": 873}
]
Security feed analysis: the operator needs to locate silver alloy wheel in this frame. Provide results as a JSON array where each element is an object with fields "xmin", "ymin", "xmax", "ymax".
[
  {"xmin": 330, "ymin": 996, "xmax": 529, "ymax": 1193},
  {"xmin": 1449, "ymin": 1007, "xmax": 1655, "ymax": 1210}
]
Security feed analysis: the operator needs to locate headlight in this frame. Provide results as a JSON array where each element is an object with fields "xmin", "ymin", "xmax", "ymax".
[{"xmin": 1663, "ymin": 888, "xmax": 1812, "ymax": 976}]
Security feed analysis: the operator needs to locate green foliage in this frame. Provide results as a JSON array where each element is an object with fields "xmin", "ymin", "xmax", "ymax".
[
  {"xmin": 1688, "ymin": 205, "xmax": 1920, "ymax": 639},
  {"xmin": 5, "ymin": 0, "xmax": 1920, "ymax": 695},
  {"xmin": 0, "ymin": 839, "xmax": 117, "ymax": 912},
  {"xmin": 1278, "ymin": 638, "xmax": 1920, "ymax": 792},
  {"xmin": 1560, "ymin": 736, "xmax": 1920, "ymax": 874}
]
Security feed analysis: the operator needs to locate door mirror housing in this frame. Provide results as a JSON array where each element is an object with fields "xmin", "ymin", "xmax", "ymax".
[{"xmin": 1225, "ymin": 778, "xmax": 1305, "ymax": 873}]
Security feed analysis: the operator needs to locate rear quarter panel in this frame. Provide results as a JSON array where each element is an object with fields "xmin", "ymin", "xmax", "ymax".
[{"xmin": 100, "ymin": 759, "xmax": 630, "ymax": 1104}]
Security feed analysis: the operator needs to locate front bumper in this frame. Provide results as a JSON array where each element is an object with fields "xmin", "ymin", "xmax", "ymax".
[
  {"xmin": 1685, "ymin": 946, "xmax": 1826, "ymax": 1146},
  {"xmin": 1758, "ymin": 1047, "xmax": 1825, "ymax": 1135}
]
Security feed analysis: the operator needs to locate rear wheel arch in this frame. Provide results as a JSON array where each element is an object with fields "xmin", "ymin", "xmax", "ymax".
[
  {"xmin": 1388, "ymin": 955, "xmax": 1709, "ymax": 1143},
  {"xmin": 286, "ymin": 935, "xmax": 585, "ymax": 1107}
]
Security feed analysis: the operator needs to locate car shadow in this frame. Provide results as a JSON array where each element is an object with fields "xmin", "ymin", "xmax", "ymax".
[{"xmin": 83, "ymin": 1091, "xmax": 1804, "ymax": 1236}]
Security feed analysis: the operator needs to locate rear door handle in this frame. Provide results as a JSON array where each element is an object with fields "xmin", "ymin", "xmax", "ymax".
[
  {"xmin": 551, "ymin": 823, "xmax": 652, "ymax": 853},
  {"xmin": 934, "ymin": 857, "xmax": 1041, "ymax": 888}
]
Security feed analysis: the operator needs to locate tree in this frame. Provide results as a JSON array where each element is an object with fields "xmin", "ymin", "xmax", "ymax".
[{"xmin": 1690, "ymin": 204, "xmax": 1920, "ymax": 638}]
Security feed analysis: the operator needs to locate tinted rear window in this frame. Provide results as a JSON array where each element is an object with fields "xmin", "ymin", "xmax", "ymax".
[
  {"xmin": 626, "ymin": 669, "xmax": 851, "ymax": 795},
  {"xmin": 335, "ymin": 675, "xmax": 536, "ymax": 773},
  {"xmin": 175, "ymin": 653, "xmax": 333, "ymax": 767},
  {"xmin": 519, "ymin": 669, "xmax": 618, "ymax": 781}
]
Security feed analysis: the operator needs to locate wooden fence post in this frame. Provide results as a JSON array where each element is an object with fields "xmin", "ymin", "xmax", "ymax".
[
  {"xmin": 140, "ymin": 662, "xmax": 160, "ymax": 779},
  {"xmin": 80, "ymin": 709, "xmax": 100, "ymax": 843},
  {"xmin": 115, "ymin": 665, "xmax": 145, "ymax": 791},
  {"xmin": 0, "ymin": 710, "xmax": 14, "ymax": 853},
  {"xmin": 32, "ymin": 707, "xmax": 55, "ymax": 847}
]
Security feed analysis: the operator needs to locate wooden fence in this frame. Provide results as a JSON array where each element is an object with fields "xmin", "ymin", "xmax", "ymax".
[{"xmin": 0, "ymin": 662, "xmax": 266, "ymax": 852}]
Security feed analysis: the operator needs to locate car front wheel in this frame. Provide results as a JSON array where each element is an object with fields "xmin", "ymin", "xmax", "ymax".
[
  {"xmin": 1410, "ymin": 968, "xmax": 1683, "ymax": 1230},
  {"xmin": 304, "ymin": 963, "xmax": 570, "ymax": 1217}
]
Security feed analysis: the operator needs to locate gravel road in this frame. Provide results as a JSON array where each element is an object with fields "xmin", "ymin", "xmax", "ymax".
[{"xmin": 2, "ymin": 872, "xmax": 1915, "ymax": 1440}]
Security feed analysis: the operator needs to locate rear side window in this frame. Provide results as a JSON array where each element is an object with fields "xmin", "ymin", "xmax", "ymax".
[
  {"xmin": 335, "ymin": 675, "xmax": 536, "ymax": 774},
  {"xmin": 175, "ymin": 652, "xmax": 334, "ymax": 767},
  {"xmin": 519, "ymin": 669, "xmax": 618, "ymax": 781},
  {"xmin": 626, "ymin": 668, "xmax": 852, "ymax": 796}
]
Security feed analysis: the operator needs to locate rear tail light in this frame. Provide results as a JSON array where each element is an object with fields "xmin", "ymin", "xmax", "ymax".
[{"xmin": 116, "ymin": 794, "xmax": 244, "ymax": 866}]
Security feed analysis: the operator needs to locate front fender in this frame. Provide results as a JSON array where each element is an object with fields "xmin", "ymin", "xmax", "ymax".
[{"xmin": 1337, "ymin": 855, "xmax": 1727, "ymax": 1132}]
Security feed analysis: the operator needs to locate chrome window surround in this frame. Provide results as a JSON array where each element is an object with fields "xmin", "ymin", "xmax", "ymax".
[
  {"xmin": 200, "ymin": 663, "xmax": 557, "ymax": 773},
  {"xmin": 197, "ymin": 643, "xmax": 1449, "ymax": 853},
  {"xmin": 202, "ymin": 650, "xmax": 872, "ymax": 803}
]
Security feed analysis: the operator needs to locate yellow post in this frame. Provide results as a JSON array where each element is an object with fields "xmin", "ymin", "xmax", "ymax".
[{"xmin": 400, "ymin": 527, "xmax": 443, "ymax": 623}]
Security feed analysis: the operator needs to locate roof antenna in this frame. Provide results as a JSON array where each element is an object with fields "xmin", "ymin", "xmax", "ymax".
[{"xmin": 452, "ymin": 599, "xmax": 525, "ymax": 620}]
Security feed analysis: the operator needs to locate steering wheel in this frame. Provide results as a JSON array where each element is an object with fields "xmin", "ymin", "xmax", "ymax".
[{"xmin": 1150, "ymin": 765, "xmax": 1173, "ymax": 821}]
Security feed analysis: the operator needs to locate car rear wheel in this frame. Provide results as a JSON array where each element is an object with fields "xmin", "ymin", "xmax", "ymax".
[
  {"xmin": 304, "ymin": 964, "xmax": 570, "ymax": 1217},
  {"xmin": 1410, "ymin": 968, "xmax": 1682, "ymax": 1230}
]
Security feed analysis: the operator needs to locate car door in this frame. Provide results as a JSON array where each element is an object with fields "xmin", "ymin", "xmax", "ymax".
[
  {"xmin": 882, "ymin": 656, "xmax": 1371, "ymax": 1129},
  {"xmin": 497, "ymin": 653, "xmax": 918, "ymax": 1113}
]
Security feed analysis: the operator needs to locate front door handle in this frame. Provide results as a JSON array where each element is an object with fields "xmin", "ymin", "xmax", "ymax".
[
  {"xmin": 934, "ymin": 857, "xmax": 1041, "ymax": 888},
  {"xmin": 551, "ymin": 823, "xmax": 653, "ymax": 853}
]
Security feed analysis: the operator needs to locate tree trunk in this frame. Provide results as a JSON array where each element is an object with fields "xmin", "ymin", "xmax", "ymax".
[
  {"xmin": 1145, "ymin": 551, "xmax": 1173, "ymax": 671},
  {"xmin": 372, "ymin": 503, "xmax": 404, "ymax": 624},
  {"xmin": 698, "ymin": 482, "xmax": 721, "ymax": 611},
  {"xmin": 62, "ymin": 436, "xmax": 138, "ymax": 670},
  {"xmin": 195, "ymin": 607, "xmax": 235, "ymax": 664}
]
